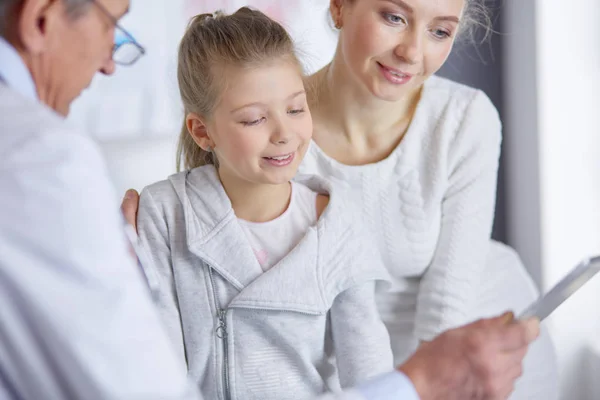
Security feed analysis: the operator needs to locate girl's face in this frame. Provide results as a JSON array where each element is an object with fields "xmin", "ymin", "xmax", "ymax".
[
  {"xmin": 202, "ymin": 59, "xmax": 313, "ymax": 186},
  {"xmin": 332, "ymin": 0, "xmax": 464, "ymax": 101}
]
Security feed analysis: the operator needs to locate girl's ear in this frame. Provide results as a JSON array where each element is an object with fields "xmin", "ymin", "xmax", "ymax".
[{"xmin": 186, "ymin": 113, "xmax": 215, "ymax": 151}]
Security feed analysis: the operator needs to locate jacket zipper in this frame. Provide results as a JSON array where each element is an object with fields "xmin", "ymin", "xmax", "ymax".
[
  {"xmin": 207, "ymin": 268, "xmax": 231, "ymax": 400},
  {"xmin": 206, "ymin": 267, "xmax": 324, "ymax": 400}
]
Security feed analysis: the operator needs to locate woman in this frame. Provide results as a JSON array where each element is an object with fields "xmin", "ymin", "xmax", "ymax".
[
  {"xmin": 297, "ymin": 0, "xmax": 557, "ymax": 398},
  {"xmin": 123, "ymin": 0, "xmax": 558, "ymax": 398}
]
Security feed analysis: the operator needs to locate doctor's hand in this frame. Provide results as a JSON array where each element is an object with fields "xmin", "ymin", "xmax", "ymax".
[
  {"xmin": 121, "ymin": 189, "xmax": 140, "ymax": 231},
  {"xmin": 398, "ymin": 312, "xmax": 539, "ymax": 400}
]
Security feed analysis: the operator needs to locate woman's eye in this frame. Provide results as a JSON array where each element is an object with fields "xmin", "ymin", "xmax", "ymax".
[
  {"xmin": 288, "ymin": 108, "xmax": 305, "ymax": 115},
  {"xmin": 383, "ymin": 12, "xmax": 407, "ymax": 25},
  {"xmin": 432, "ymin": 28, "xmax": 451, "ymax": 39}
]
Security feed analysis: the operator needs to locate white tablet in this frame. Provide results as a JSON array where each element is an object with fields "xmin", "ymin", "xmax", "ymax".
[{"xmin": 519, "ymin": 255, "xmax": 600, "ymax": 321}]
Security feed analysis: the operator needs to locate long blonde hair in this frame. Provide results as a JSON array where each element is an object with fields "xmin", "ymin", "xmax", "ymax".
[{"xmin": 176, "ymin": 7, "xmax": 301, "ymax": 171}]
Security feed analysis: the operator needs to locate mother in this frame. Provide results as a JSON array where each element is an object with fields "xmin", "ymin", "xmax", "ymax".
[{"xmin": 124, "ymin": 0, "xmax": 557, "ymax": 398}]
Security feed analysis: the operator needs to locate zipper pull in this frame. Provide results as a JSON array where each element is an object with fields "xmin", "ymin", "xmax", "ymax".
[{"xmin": 216, "ymin": 309, "xmax": 228, "ymax": 339}]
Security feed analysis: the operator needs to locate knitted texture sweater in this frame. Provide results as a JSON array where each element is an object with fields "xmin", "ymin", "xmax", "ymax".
[{"xmin": 298, "ymin": 75, "xmax": 501, "ymax": 343}]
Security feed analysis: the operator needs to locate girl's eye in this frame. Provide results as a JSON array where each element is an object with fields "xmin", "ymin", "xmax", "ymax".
[
  {"xmin": 241, "ymin": 117, "xmax": 265, "ymax": 126},
  {"xmin": 288, "ymin": 108, "xmax": 305, "ymax": 115}
]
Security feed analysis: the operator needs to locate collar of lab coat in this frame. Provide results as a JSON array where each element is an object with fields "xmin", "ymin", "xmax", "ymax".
[{"xmin": 0, "ymin": 37, "xmax": 38, "ymax": 102}]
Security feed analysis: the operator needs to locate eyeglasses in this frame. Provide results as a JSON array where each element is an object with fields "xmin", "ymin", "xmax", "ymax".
[{"xmin": 91, "ymin": 0, "xmax": 146, "ymax": 66}]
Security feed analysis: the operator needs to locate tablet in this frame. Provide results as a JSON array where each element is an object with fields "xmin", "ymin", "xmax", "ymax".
[{"xmin": 519, "ymin": 255, "xmax": 600, "ymax": 321}]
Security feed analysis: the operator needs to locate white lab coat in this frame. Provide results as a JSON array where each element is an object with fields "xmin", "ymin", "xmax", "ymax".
[{"xmin": 0, "ymin": 81, "xmax": 199, "ymax": 400}]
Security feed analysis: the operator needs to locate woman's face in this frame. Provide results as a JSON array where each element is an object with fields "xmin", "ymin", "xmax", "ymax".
[{"xmin": 332, "ymin": 0, "xmax": 465, "ymax": 101}]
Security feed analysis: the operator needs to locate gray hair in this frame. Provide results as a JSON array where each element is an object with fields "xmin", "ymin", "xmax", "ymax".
[{"xmin": 0, "ymin": 0, "xmax": 91, "ymax": 37}]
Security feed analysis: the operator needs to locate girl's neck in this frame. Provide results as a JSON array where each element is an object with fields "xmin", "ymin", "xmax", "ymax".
[{"xmin": 218, "ymin": 167, "xmax": 292, "ymax": 223}]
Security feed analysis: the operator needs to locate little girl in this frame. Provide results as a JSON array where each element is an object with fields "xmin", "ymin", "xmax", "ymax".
[{"xmin": 137, "ymin": 8, "xmax": 393, "ymax": 400}]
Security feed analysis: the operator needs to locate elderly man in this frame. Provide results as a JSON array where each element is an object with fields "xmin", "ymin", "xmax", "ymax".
[{"xmin": 0, "ymin": 1, "xmax": 540, "ymax": 399}]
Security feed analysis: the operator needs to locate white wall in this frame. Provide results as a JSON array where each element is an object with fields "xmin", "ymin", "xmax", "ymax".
[
  {"xmin": 504, "ymin": 1, "xmax": 600, "ymax": 398},
  {"xmin": 538, "ymin": 1, "xmax": 600, "ymax": 398},
  {"xmin": 67, "ymin": 0, "xmax": 184, "ymax": 139}
]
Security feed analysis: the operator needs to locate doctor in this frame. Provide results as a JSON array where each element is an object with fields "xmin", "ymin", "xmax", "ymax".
[{"xmin": 0, "ymin": 0, "xmax": 540, "ymax": 399}]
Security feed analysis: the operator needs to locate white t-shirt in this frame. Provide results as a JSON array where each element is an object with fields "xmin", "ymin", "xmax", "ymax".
[{"xmin": 238, "ymin": 182, "xmax": 319, "ymax": 272}]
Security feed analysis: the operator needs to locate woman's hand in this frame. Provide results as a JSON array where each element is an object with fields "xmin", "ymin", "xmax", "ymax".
[{"xmin": 121, "ymin": 189, "xmax": 140, "ymax": 232}]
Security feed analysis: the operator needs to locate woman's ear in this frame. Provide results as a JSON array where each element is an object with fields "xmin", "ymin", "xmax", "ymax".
[{"xmin": 186, "ymin": 113, "xmax": 215, "ymax": 151}]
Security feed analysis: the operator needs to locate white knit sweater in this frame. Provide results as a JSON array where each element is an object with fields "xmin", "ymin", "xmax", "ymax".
[
  {"xmin": 299, "ymin": 75, "xmax": 501, "ymax": 344},
  {"xmin": 298, "ymin": 76, "xmax": 559, "ymax": 399}
]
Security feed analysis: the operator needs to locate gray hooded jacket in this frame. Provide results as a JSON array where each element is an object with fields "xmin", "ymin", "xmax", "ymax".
[{"xmin": 137, "ymin": 166, "xmax": 393, "ymax": 400}]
